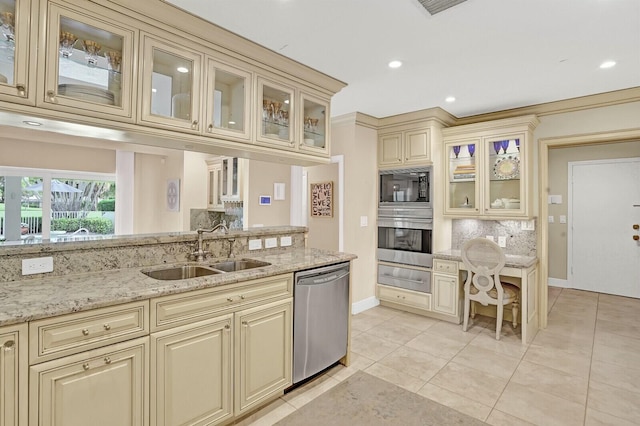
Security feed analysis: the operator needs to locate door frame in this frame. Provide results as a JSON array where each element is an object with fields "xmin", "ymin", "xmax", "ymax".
[{"xmin": 539, "ymin": 128, "xmax": 640, "ymax": 328}]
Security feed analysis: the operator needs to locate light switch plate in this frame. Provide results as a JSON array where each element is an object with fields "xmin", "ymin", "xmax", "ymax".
[
  {"xmin": 559, "ymin": 215, "xmax": 567, "ymax": 224},
  {"xmin": 360, "ymin": 216, "xmax": 368, "ymax": 227},
  {"xmin": 265, "ymin": 237, "xmax": 277, "ymax": 248},
  {"xmin": 249, "ymin": 239, "xmax": 262, "ymax": 250},
  {"xmin": 280, "ymin": 236, "xmax": 292, "ymax": 247},
  {"xmin": 548, "ymin": 215, "xmax": 554, "ymax": 223},
  {"xmin": 498, "ymin": 236, "xmax": 507, "ymax": 247},
  {"xmin": 22, "ymin": 257, "xmax": 54, "ymax": 275}
]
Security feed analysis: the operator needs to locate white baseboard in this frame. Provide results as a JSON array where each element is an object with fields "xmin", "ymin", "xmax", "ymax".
[
  {"xmin": 351, "ymin": 296, "xmax": 379, "ymax": 315},
  {"xmin": 548, "ymin": 278, "xmax": 570, "ymax": 288}
]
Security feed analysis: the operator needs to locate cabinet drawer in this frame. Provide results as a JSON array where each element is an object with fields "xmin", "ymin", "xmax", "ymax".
[
  {"xmin": 151, "ymin": 274, "xmax": 293, "ymax": 331},
  {"xmin": 433, "ymin": 259, "xmax": 458, "ymax": 275},
  {"xmin": 29, "ymin": 301, "xmax": 149, "ymax": 364},
  {"xmin": 378, "ymin": 285, "xmax": 431, "ymax": 310}
]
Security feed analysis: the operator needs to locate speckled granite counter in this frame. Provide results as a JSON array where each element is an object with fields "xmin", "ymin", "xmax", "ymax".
[
  {"xmin": 434, "ymin": 249, "xmax": 537, "ymax": 269},
  {"xmin": 0, "ymin": 247, "xmax": 356, "ymax": 327}
]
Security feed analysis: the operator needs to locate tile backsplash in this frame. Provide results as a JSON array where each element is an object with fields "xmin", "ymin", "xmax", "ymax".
[{"xmin": 451, "ymin": 219, "xmax": 536, "ymax": 256}]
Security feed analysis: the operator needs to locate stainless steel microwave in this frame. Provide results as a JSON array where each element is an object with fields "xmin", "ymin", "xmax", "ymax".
[{"xmin": 379, "ymin": 167, "xmax": 432, "ymax": 208}]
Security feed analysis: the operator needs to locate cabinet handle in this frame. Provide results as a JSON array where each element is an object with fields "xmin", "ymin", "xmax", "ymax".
[
  {"xmin": 227, "ymin": 297, "xmax": 234, "ymax": 302},
  {"xmin": 82, "ymin": 329, "xmax": 90, "ymax": 336},
  {"xmin": 208, "ymin": 124, "xmax": 213, "ymax": 133},
  {"xmin": 82, "ymin": 363, "xmax": 90, "ymax": 371},
  {"xmin": 46, "ymin": 90, "xmax": 56, "ymax": 101},
  {"xmin": 103, "ymin": 324, "xmax": 111, "ymax": 331},
  {"xmin": 633, "ymin": 224, "xmax": 639, "ymax": 230},
  {"xmin": 16, "ymin": 84, "xmax": 26, "ymax": 95},
  {"xmin": 104, "ymin": 357, "xmax": 112, "ymax": 364},
  {"xmin": 3, "ymin": 340, "xmax": 14, "ymax": 350},
  {"xmin": 191, "ymin": 120, "xmax": 199, "ymax": 130},
  {"xmin": 224, "ymin": 324, "xmax": 230, "ymax": 330},
  {"xmin": 634, "ymin": 235, "xmax": 639, "ymax": 241},
  {"xmin": 240, "ymin": 295, "xmax": 245, "ymax": 300}
]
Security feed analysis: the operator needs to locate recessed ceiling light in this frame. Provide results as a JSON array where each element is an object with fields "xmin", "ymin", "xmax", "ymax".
[
  {"xmin": 445, "ymin": 96, "xmax": 456, "ymax": 103},
  {"xmin": 176, "ymin": 66, "xmax": 189, "ymax": 73},
  {"xmin": 600, "ymin": 60, "xmax": 616, "ymax": 69},
  {"xmin": 388, "ymin": 60, "xmax": 402, "ymax": 69},
  {"xmin": 23, "ymin": 120, "xmax": 42, "ymax": 126}
]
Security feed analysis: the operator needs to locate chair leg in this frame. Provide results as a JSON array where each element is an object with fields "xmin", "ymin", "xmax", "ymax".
[
  {"xmin": 496, "ymin": 304, "xmax": 504, "ymax": 340},
  {"xmin": 512, "ymin": 300, "xmax": 519, "ymax": 328},
  {"xmin": 470, "ymin": 301, "xmax": 476, "ymax": 319},
  {"xmin": 463, "ymin": 295, "xmax": 470, "ymax": 332}
]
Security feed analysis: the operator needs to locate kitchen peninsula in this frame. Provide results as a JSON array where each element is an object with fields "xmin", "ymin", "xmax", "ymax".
[{"xmin": 0, "ymin": 226, "xmax": 356, "ymax": 426}]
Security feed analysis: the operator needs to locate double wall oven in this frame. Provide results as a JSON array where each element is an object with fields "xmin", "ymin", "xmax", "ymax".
[{"xmin": 377, "ymin": 167, "xmax": 433, "ymax": 294}]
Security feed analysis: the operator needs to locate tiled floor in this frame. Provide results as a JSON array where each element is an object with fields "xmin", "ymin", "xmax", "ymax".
[{"xmin": 239, "ymin": 287, "xmax": 640, "ymax": 425}]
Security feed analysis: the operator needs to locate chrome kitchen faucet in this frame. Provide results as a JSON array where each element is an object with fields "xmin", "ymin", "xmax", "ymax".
[{"xmin": 193, "ymin": 221, "xmax": 229, "ymax": 262}]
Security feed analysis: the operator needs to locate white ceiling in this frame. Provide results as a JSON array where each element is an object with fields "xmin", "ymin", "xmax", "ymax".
[{"xmin": 168, "ymin": 0, "xmax": 640, "ymax": 119}]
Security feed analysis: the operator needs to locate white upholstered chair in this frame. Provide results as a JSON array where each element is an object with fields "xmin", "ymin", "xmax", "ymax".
[{"xmin": 461, "ymin": 238, "xmax": 520, "ymax": 340}]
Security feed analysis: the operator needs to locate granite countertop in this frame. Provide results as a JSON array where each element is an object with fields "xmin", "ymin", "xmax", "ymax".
[
  {"xmin": 0, "ymin": 248, "xmax": 356, "ymax": 327},
  {"xmin": 434, "ymin": 249, "xmax": 537, "ymax": 269}
]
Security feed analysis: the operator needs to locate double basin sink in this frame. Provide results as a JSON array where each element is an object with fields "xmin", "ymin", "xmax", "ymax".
[{"xmin": 142, "ymin": 259, "xmax": 271, "ymax": 280}]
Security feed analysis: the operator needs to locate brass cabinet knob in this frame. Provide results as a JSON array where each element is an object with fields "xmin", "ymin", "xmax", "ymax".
[
  {"xmin": 46, "ymin": 90, "xmax": 56, "ymax": 101},
  {"xmin": 104, "ymin": 357, "xmax": 112, "ymax": 364},
  {"xmin": 82, "ymin": 363, "xmax": 90, "ymax": 370},
  {"xmin": 633, "ymin": 224, "xmax": 639, "ymax": 230},
  {"xmin": 3, "ymin": 340, "xmax": 14, "ymax": 350},
  {"xmin": 16, "ymin": 84, "xmax": 26, "ymax": 95},
  {"xmin": 208, "ymin": 124, "xmax": 213, "ymax": 133},
  {"xmin": 82, "ymin": 329, "xmax": 89, "ymax": 336},
  {"xmin": 242, "ymin": 321, "xmax": 248, "ymax": 326},
  {"xmin": 634, "ymin": 235, "xmax": 639, "ymax": 241},
  {"xmin": 227, "ymin": 297, "xmax": 234, "ymax": 302},
  {"xmin": 103, "ymin": 324, "xmax": 111, "ymax": 331},
  {"xmin": 191, "ymin": 120, "xmax": 199, "ymax": 130},
  {"xmin": 224, "ymin": 324, "xmax": 230, "ymax": 330}
]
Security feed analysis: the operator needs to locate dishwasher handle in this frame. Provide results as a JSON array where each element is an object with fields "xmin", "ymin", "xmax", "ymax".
[{"xmin": 297, "ymin": 271, "xmax": 349, "ymax": 286}]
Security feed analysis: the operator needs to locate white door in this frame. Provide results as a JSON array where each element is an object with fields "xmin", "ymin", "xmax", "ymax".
[{"xmin": 569, "ymin": 158, "xmax": 640, "ymax": 297}]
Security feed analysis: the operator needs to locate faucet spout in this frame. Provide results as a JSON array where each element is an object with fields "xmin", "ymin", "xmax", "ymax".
[{"xmin": 193, "ymin": 221, "xmax": 230, "ymax": 262}]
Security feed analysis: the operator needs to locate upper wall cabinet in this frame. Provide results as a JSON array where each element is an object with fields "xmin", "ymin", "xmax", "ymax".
[
  {"xmin": 299, "ymin": 91, "xmax": 329, "ymax": 155},
  {"xmin": 204, "ymin": 58, "xmax": 252, "ymax": 141},
  {"xmin": 257, "ymin": 77, "xmax": 295, "ymax": 148},
  {"xmin": 0, "ymin": 0, "xmax": 35, "ymax": 104},
  {"xmin": 39, "ymin": 2, "xmax": 137, "ymax": 121},
  {"xmin": 442, "ymin": 115, "xmax": 539, "ymax": 219},
  {"xmin": 139, "ymin": 33, "xmax": 202, "ymax": 132},
  {"xmin": 378, "ymin": 128, "xmax": 431, "ymax": 168}
]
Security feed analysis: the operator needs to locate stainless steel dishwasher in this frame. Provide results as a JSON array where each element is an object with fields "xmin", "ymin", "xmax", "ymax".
[{"xmin": 293, "ymin": 262, "xmax": 350, "ymax": 384}]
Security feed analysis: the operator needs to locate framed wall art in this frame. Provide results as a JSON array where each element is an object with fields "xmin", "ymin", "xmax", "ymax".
[{"xmin": 310, "ymin": 181, "xmax": 333, "ymax": 218}]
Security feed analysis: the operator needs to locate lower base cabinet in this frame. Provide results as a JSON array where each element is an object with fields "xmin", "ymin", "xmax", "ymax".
[
  {"xmin": 1, "ymin": 324, "xmax": 28, "ymax": 426},
  {"xmin": 29, "ymin": 338, "xmax": 149, "ymax": 426},
  {"xmin": 432, "ymin": 273, "xmax": 459, "ymax": 317}
]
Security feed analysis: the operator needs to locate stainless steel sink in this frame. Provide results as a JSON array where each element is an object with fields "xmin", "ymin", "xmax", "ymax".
[
  {"xmin": 142, "ymin": 265, "xmax": 222, "ymax": 280},
  {"xmin": 207, "ymin": 259, "xmax": 271, "ymax": 272}
]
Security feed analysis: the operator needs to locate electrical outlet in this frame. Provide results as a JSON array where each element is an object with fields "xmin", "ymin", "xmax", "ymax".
[
  {"xmin": 22, "ymin": 257, "xmax": 54, "ymax": 275},
  {"xmin": 265, "ymin": 237, "xmax": 277, "ymax": 248},
  {"xmin": 248, "ymin": 239, "xmax": 262, "ymax": 250},
  {"xmin": 548, "ymin": 215, "xmax": 554, "ymax": 223},
  {"xmin": 280, "ymin": 236, "xmax": 292, "ymax": 247},
  {"xmin": 559, "ymin": 215, "xmax": 567, "ymax": 224},
  {"xmin": 360, "ymin": 216, "xmax": 368, "ymax": 227},
  {"xmin": 498, "ymin": 236, "xmax": 507, "ymax": 248},
  {"xmin": 486, "ymin": 235, "xmax": 494, "ymax": 242},
  {"xmin": 521, "ymin": 220, "xmax": 535, "ymax": 231}
]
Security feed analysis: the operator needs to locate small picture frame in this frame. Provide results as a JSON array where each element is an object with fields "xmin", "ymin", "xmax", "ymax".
[
  {"xmin": 259, "ymin": 195, "xmax": 271, "ymax": 205},
  {"xmin": 310, "ymin": 181, "xmax": 333, "ymax": 218}
]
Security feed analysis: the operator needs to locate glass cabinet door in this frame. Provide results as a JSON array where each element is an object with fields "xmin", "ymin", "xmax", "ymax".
[
  {"xmin": 299, "ymin": 92, "xmax": 329, "ymax": 154},
  {"xmin": 140, "ymin": 33, "xmax": 202, "ymax": 132},
  {"xmin": 42, "ymin": 4, "xmax": 135, "ymax": 119},
  {"xmin": 205, "ymin": 59, "xmax": 251, "ymax": 140},
  {"xmin": 446, "ymin": 140, "xmax": 479, "ymax": 213},
  {"xmin": 485, "ymin": 135, "xmax": 523, "ymax": 213},
  {"xmin": 0, "ymin": 0, "xmax": 32, "ymax": 102},
  {"xmin": 257, "ymin": 77, "xmax": 294, "ymax": 147}
]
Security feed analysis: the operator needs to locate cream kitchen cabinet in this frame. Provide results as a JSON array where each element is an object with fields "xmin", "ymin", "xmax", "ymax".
[
  {"xmin": 432, "ymin": 259, "xmax": 460, "ymax": 320},
  {"xmin": 0, "ymin": 0, "xmax": 35, "ymax": 105},
  {"xmin": 234, "ymin": 298, "xmax": 292, "ymax": 416},
  {"xmin": 443, "ymin": 115, "xmax": 539, "ymax": 218},
  {"xmin": 378, "ymin": 128, "xmax": 431, "ymax": 168},
  {"xmin": 377, "ymin": 284, "xmax": 432, "ymax": 312},
  {"xmin": 38, "ymin": 1, "xmax": 138, "ymax": 121},
  {"xmin": 207, "ymin": 160, "xmax": 224, "ymax": 211},
  {"xmin": 257, "ymin": 76, "xmax": 295, "ymax": 148},
  {"xmin": 29, "ymin": 337, "xmax": 149, "ymax": 426},
  {"xmin": 299, "ymin": 91, "xmax": 329, "ymax": 156},
  {"xmin": 151, "ymin": 315, "xmax": 233, "ymax": 426},
  {"xmin": 0, "ymin": 323, "xmax": 28, "ymax": 426},
  {"xmin": 207, "ymin": 156, "xmax": 242, "ymax": 211}
]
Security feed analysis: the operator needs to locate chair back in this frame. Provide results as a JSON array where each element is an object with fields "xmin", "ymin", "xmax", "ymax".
[{"xmin": 461, "ymin": 238, "xmax": 507, "ymax": 306}]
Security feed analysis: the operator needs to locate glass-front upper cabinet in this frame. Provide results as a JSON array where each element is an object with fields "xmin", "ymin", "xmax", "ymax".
[
  {"xmin": 299, "ymin": 92, "xmax": 329, "ymax": 155},
  {"xmin": 205, "ymin": 58, "xmax": 251, "ymax": 140},
  {"xmin": 0, "ymin": 0, "xmax": 33, "ymax": 103},
  {"xmin": 445, "ymin": 139, "xmax": 479, "ymax": 213},
  {"xmin": 41, "ymin": 3, "xmax": 136, "ymax": 120},
  {"xmin": 257, "ymin": 77, "xmax": 294, "ymax": 147},
  {"xmin": 140, "ymin": 33, "xmax": 202, "ymax": 132},
  {"xmin": 484, "ymin": 135, "xmax": 524, "ymax": 214}
]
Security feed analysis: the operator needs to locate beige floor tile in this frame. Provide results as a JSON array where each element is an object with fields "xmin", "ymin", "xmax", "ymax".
[
  {"xmin": 417, "ymin": 383, "xmax": 492, "ymax": 421},
  {"xmin": 509, "ymin": 360, "xmax": 588, "ymax": 404},
  {"xmin": 392, "ymin": 311, "xmax": 440, "ymax": 331},
  {"xmin": 469, "ymin": 331, "xmax": 529, "ymax": 359},
  {"xmin": 377, "ymin": 346, "xmax": 448, "ymax": 381},
  {"xmin": 592, "ymin": 332, "xmax": 640, "ymax": 370},
  {"xmin": 363, "ymin": 362, "xmax": 426, "ymax": 392},
  {"xmin": 530, "ymin": 329, "xmax": 593, "ymax": 357},
  {"xmin": 486, "ymin": 409, "xmax": 537, "ymax": 426},
  {"xmin": 595, "ymin": 317, "xmax": 640, "ymax": 341},
  {"xmin": 590, "ymin": 359, "xmax": 640, "ymax": 394},
  {"xmin": 423, "ymin": 319, "xmax": 482, "ymax": 344},
  {"xmin": 584, "ymin": 408, "xmax": 638, "ymax": 426},
  {"xmin": 596, "ymin": 303, "xmax": 638, "ymax": 323},
  {"xmin": 451, "ymin": 344, "xmax": 521, "ymax": 379},
  {"xmin": 587, "ymin": 379, "xmax": 640, "ymax": 424},
  {"xmin": 476, "ymin": 322, "xmax": 523, "ymax": 345},
  {"xmin": 237, "ymin": 398, "xmax": 296, "ymax": 426},
  {"xmin": 495, "ymin": 381, "xmax": 585, "ymax": 426},
  {"xmin": 429, "ymin": 362, "xmax": 509, "ymax": 407},
  {"xmin": 325, "ymin": 352, "xmax": 375, "ymax": 382},
  {"xmin": 404, "ymin": 331, "xmax": 468, "ymax": 360},
  {"xmin": 543, "ymin": 318, "xmax": 596, "ymax": 338},
  {"xmin": 559, "ymin": 288, "xmax": 599, "ymax": 301},
  {"xmin": 598, "ymin": 293, "xmax": 640, "ymax": 310},
  {"xmin": 350, "ymin": 312, "xmax": 386, "ymax": 333},
  {"xmin": 350, "ymin": 331, "xmax": 400, "ymax": 361},
  {"xmin": 364, "ymin": 320, "xmax": 423, "ymax": 345},
  {"xmin": 359, "ymin": 305, "xmax": 403, "ymax": 320},
  {"xmin": 281, "ymin": 374, "xmax": 340, "ymax": 409},
  {"xmin": 523, "ymin": 344, "xmax": 591, "ymax": 378},
  {"xmin": 547, "ymin": 307, "xmax": 597, "ymax": 324}
]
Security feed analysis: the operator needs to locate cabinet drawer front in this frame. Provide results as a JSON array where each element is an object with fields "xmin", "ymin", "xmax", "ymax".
[
  {"xmin": 152, "ymin": 274, "xmax": 293, "ymax": 331},
  {"xmin": 433, "ymin": 259, "xmax": 458, "ymax": 275},
  {"xmin": 378, "ymin": 264, "xmax": 431, "ymax": 293},
  {"xmin": 378, "ymin": 285, "xmax": 431, "ymax": 310},
  {"xmin": 29, "ymin": 301, "xmax": 149, "ymax": 364}
]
